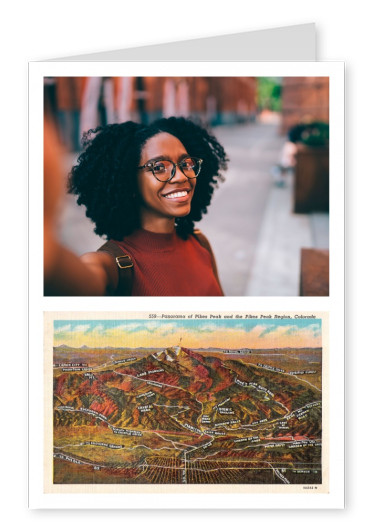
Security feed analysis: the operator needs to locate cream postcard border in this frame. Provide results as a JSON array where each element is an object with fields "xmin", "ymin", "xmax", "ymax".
[{"xmin": 44, "ymin": 310, "xmax": 329, "ymax": 500}]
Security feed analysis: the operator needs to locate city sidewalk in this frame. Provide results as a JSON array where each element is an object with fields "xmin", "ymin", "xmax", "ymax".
[{"xmin": 244, "ymin": 174, "xmax": 329, "ymax": 296}]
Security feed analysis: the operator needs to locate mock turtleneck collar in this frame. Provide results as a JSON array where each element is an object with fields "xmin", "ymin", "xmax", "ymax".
[{"xmin": 120, "ymin": 228, "xmax": 178, "ymax": 252}]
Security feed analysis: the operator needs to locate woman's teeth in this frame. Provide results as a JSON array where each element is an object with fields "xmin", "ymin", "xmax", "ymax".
[{"xmin": 164, "ymin": 191, "xmax": 188, "ymax": 199}]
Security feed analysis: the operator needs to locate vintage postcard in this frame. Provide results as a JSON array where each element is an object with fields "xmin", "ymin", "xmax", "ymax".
[{"xmin": 43, "ymin": 311, "xmax": 329, "ymax": 502}]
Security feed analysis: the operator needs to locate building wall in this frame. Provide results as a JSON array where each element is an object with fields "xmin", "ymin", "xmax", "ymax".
[
  {"xmin": 281, "ymin": 77, "xmax": 329, "ymax": 135},
  {"xmin": 138, "ymin": 76, "xmax": 257, "ymax": 125},
  {"xmin": 46, "ymin": 76, "xmax": 259, "ymax": 150}
]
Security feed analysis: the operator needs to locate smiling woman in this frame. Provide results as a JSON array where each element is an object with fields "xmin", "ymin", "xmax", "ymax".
[{"xmin": 45, "ymin": 117, "xmax": 228, "ymax": 296}]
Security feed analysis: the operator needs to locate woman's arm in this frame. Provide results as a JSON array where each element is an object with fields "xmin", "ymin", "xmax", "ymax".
[
  {"xmin": 44, "ymin": 117, "xmax": 118, "ymax": 296},
  {"xmin": 44, "ymin": 229, "xmax": 118, "ymax": 295}
]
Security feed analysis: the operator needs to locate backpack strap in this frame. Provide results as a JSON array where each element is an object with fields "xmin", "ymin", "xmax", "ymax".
[
  {"xmin": 97, "ymin": 240, "xmax": 133, "ymax": 296},
  {"xmin": 193, "ymin": 229, "xmax": 223, "ymax": 294}
]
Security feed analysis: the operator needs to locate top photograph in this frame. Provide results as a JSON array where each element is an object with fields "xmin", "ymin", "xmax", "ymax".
[{"xmin": 44, "ymin": 75, "xmax": 329, "ymax": 297}]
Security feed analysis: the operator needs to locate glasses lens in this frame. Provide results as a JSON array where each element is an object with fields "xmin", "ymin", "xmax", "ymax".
[
  {"xmin": 152, "ymin": 160, "xmax": 174, "ymax": 181},
  {"xmin": 180, "ymin": 157, "xmax": 202, "ymax": 178}
]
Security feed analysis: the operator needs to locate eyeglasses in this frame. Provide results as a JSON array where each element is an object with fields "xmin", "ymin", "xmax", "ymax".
[{"xmin": 138, "ymin": 156, "xmax": 203, "ymax": 182}]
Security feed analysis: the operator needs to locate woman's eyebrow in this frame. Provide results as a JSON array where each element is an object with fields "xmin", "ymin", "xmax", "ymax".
[{"xmin": 145, "ymin": 153, "xmax": 190, "ymax": 164}]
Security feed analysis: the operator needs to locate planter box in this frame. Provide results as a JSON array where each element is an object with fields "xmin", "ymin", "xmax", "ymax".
[
  {"xmin": 300, "ymin": 248, "xmax": 329, "ymax": 296},
  {"xmin": 293, "ymin": 143, "xmax": 329, "ymax": 213}
]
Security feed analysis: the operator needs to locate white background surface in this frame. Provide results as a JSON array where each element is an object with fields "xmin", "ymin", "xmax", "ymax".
[{"xmin": 1, "ymin": 0, "xmax": 371, "ymax": 527}]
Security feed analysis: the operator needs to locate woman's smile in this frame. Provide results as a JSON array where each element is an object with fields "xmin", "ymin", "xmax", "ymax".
[{"xmin": 162, "ymin": 187, "xmax": 192, "ymax": 200}]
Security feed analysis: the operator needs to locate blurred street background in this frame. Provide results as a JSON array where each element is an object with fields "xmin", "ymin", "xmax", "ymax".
[{"xmin": 45, "ymin": 76, "xmax": 330, "ymax": 296}]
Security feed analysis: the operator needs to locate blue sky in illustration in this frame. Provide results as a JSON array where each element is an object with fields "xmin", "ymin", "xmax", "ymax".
[{"xmin": 53, "ymin": 318, "xmax": 322, "ymax": 349}]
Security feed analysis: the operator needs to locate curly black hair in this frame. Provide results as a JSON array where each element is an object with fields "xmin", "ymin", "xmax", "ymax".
[{"xmin": 68, "ymin": 116, "xmax": 228, "ymax": 240}]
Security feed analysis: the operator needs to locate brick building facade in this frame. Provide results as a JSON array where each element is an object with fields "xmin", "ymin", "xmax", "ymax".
[
  {"xmin": 128, "ymin": 77, "xmax": 258, "ymax": 125},
  {"xmin": 280, "ymin": 77, "xmax": 329, "ymax": 135}
]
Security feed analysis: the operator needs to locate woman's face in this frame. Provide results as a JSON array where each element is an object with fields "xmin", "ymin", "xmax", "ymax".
[{"xmin": 137, "ymin": 132, "xmax": 196, "ymax": 230}]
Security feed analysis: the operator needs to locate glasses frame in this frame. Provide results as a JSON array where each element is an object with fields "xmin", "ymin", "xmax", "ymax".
[{"xmin": 138, "ymin": 156, "xmax": 203, "ymax": 182}]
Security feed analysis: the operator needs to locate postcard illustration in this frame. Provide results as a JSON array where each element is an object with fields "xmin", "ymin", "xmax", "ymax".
[{"xmin": 49, "ymin": 315, "xmax": 324, "ymax": 487}]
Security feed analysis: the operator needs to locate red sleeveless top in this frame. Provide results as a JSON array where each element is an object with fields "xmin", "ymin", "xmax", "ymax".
[{"xmin": 114, "ymin": 229, "xmax": 223, "ymax": 296}]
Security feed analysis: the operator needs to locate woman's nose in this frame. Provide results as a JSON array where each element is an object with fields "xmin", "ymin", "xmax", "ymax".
[{"xmin": 169, "ymin": 164, "xmax": 188, "ymax": 182}]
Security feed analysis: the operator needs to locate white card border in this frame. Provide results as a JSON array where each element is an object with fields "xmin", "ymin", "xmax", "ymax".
[{"xmin": 29, "ymin": 61, "xmax": 344, "ymax": 509}]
